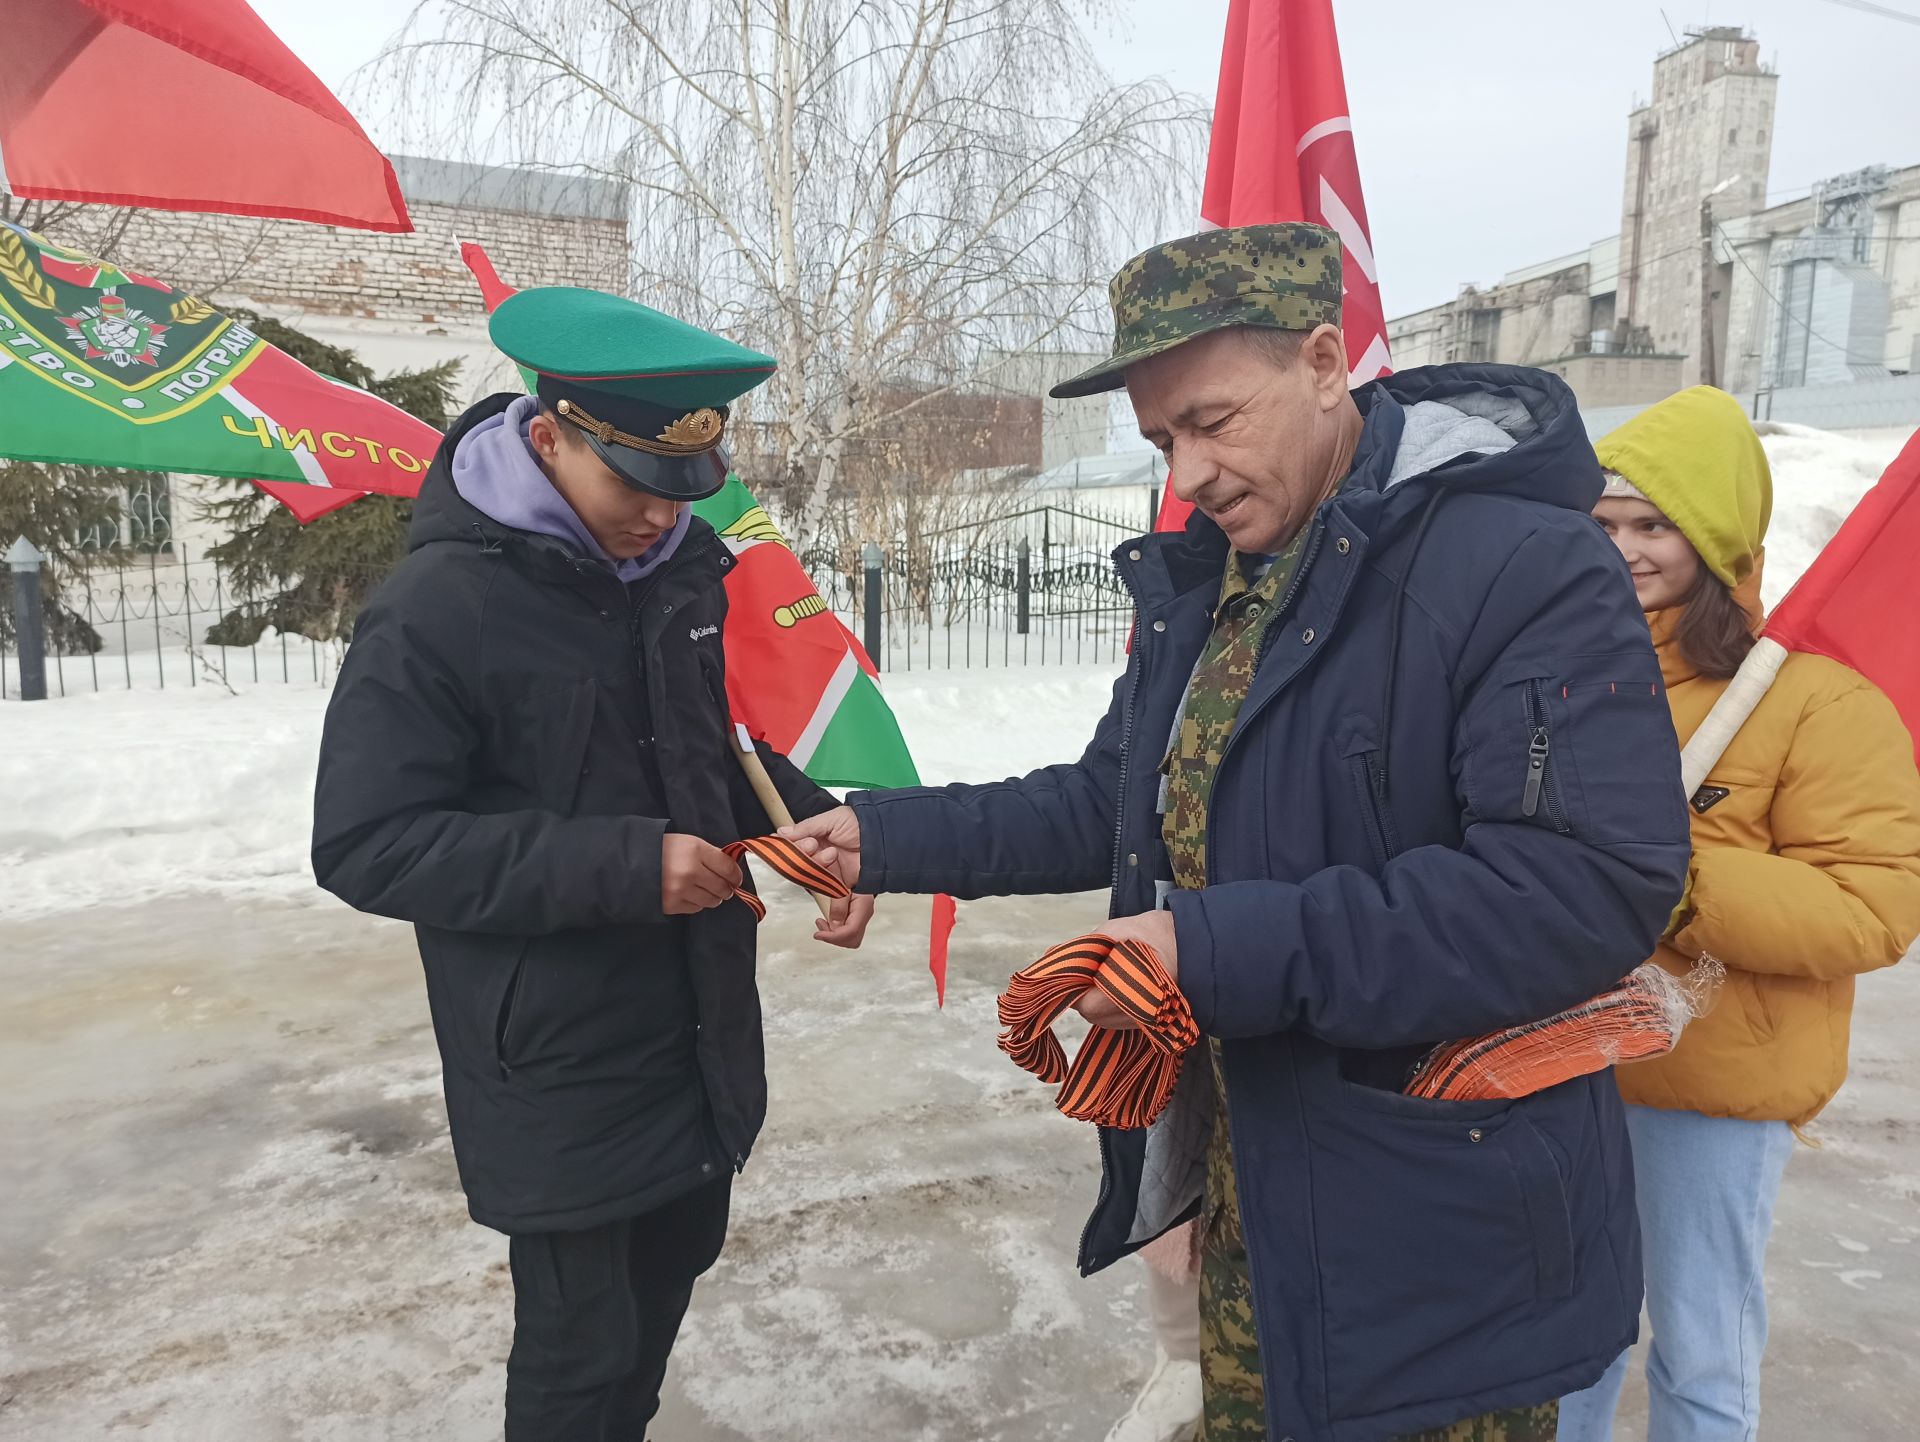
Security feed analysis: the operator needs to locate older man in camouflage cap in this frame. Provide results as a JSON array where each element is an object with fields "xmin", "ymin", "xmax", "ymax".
[{"xmin": 790, "ymin": 223, "xmax": 1688, "ymax": 1442}]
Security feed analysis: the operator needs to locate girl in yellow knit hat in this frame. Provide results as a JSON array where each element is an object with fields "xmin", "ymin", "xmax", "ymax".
[{"xmin": 1558, "ymin": 386, "xmax": 1920, "ymax": 1442}]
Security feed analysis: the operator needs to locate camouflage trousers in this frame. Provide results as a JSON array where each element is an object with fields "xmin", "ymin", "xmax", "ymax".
[{"xmin": 1197, "ymin": 1237, "xmax": 1560, "ymax": 1442}]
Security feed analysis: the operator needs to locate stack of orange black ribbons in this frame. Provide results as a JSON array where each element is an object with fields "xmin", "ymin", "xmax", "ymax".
[{"xmin": 997, "ymin": 933, "xmax": 1199, "ymax": 1129}]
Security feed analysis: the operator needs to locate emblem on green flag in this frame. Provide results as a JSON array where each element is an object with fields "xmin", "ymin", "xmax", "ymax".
[{"xmin": 0, "ymin": 224, "xmax": 263, "ymax": 423}]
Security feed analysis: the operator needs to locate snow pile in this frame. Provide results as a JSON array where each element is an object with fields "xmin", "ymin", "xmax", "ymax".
[
  {"xmin": 0, "ymin": 684, "xmax": 333, "ymax": 921},
  {"xmin": 0, "ymin": 664, "xmax": 1120, "ymax": 923},
  {"xmin": 885, "ymin": 665, "xmax": 1115, "ymax": 785},
  {"xmin": 1758, "ymin": 423, "xmax": 1911, "ymax": 613}
]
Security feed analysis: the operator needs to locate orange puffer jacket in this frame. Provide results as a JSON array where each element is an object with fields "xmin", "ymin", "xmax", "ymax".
[{"xmin": 1620, "ymin": 610, "xmax": 1920, "ymax": 1124}]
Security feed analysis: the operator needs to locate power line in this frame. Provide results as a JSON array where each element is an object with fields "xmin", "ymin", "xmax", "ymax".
[
  {"xmin": 1818, "ymin": 0, "xmax": 1920, "ymax": 25},
  {"xmin": 1714, "ymin": 219, "xmax": 1887, "ymax": 368}
]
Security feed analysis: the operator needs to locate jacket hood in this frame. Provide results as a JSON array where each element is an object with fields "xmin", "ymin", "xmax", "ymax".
[
  {"xmin": 410, "ymin": 393, "xmax": 521, "ymax": 553},
  {"xmin": 445, "ymin": 393, "xmax": 690, "ymax": 582},
  {"xmin": 1362, "ymin": 363, "xmax": 1605, "ymax": 513},
  {"xmin": 1595, "ymin": 385, "xmax": 1771, "ymax": 589},
  {"xmin": 1137, "ymin": 364, "xmax": 1605, "ymax": 598}
]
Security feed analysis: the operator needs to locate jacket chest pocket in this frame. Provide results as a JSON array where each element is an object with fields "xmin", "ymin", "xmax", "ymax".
[
  {"xmin": 1471, "ymin": 657, "xmax": 1677, "ymax": 845},
  {"xmin": 489, "ymin": 679, "xmax": 600, "ymax": 814},
  {"xmin": 1336, "ymin": 713, "xmax": 1401, "ymax": 867}
]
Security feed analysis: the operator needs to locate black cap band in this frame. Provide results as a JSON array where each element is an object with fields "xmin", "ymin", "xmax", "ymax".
[{"xmin": 537, "ymin": 376, "xmax": 731, "ymax": 500}]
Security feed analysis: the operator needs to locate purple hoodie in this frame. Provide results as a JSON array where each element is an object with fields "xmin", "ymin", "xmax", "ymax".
[{"xmin": 451, "ymin": 394, "xmax": 690, "ymax": 583}]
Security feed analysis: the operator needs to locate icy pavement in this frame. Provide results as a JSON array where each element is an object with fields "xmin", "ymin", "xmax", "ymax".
[
  {"xmin": 0, "ymin": 885, "xmax": 1151, "ymax": 1440},
  {"xmin": 5, "ymin": 886, "xmax": 1919, "ymax": 1439}
]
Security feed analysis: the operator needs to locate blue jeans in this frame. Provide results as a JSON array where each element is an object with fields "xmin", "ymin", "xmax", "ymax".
[{"xmin": 1558, "ymin": 1104, "xmax": 1795, "ymax": 1442}]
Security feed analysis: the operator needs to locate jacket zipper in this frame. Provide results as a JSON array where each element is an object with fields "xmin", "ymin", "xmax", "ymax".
[
  {"xmin": 1521, "ymin": 680, "xmax": 1571, "ymax": 832},
  {"xmin": 1349, "ymin": 753, "xmax": 1392, "ymax": 868},
  {"xmin": 1104, "ymin": 568, "xmax": 1148, "ymax": 913},
  {"xmin": 1215, "ymin": 520, "xmax": 1322, "ymax": 1411},
  {"xmin": 602, "ymin": 533, "xmax": 722, "ymax": 640},
  {"xmin": 495, "ymin": 941, "xmax": 533, "ymax": 1077},
  {"xmin": 612, "ymin": 535, "xmax": 747, "ymax": 1169},
  {"xmin": 1082, "ymin": 555, "xmax": 1152, "ymax": 1270}
]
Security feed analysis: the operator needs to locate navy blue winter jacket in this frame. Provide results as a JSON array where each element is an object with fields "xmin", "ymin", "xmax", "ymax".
[{"xmin": 848, "ymin": 365, "xmax": 1690, "ymax": 1441}]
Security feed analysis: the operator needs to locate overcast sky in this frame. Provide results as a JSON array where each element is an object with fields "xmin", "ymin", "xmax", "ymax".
[{"xmin": 255, "ymin": 0, "xmax": 1920, "ymax": 317}]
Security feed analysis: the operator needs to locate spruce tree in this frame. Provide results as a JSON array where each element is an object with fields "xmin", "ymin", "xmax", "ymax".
[{"xmin": 0, "ymin": 460, "xmax": 135, "ymax": 652}]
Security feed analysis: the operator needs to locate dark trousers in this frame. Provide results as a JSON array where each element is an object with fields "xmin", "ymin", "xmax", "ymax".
[{"xmin": 505, "ymin": 1177, "xmax": 732, "ymax": 1442}]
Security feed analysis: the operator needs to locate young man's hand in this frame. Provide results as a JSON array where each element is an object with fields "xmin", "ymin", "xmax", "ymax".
[
  {"xmin": 813, "ymin": 893, "xmax": 877, "ymax": 949},
  {"xmin": 661, "ymin": 834, "xmax": 742, "ymax": 914},
  {"xmin": 779, "ymin": 805, "xmax": 862, "ymax": 888},
  {"xmin": 1073, "ymin": 909, "xmax": 1179, "ymax": 1030}
]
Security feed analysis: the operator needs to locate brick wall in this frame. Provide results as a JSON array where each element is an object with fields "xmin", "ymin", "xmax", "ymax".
[{"xmin": 80, "ymin": 197, "xmax": 627, "ymax": 324}]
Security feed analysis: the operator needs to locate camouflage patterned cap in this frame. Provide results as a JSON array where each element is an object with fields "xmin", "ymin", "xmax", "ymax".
[{"xmin": 1050, "ymin": 223, "xmax": 1343, "ymax": 399}]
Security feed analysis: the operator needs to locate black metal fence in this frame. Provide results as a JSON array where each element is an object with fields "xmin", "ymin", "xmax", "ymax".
[
  {"xmin": 804, "ymin": 505, "xmax": 1139, "ymax": 673},
  {"xmin": 3, "ymin": 504, "xmax": 1146, "ymax": 699},
  {"xmin": 1, "ymin": 549, "xmax": 346, "ymax": 699}
]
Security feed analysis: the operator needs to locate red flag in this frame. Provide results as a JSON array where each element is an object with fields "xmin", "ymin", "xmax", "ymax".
[
  {"xmin": 1765, "ymin": 431, "xmax": 1920, "ymax": 758},
  {"xmin": 929, "ymin": 893, "xmax": 957, "ymax": 1008},
  {"xmin": 1154, "ymin": 0, "xmax": 1391, "ymax": 534},
  {"xmin": 460, "ymin": 241, "xmax": 519, "ymax": 313},
  {"xmin": 0, "ymin": 0, "xmax": 411, "ymax": 232}
]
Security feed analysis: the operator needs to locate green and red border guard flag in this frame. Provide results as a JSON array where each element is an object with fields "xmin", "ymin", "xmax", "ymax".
[
  {"xmin": 1, "ymin": 0, "xmax": 410, "ymax": 232},
  {"xmin": 0, "ymin": 220, "xmax": 442, "ymax": 521},
  {"xmin": 1155, "ymin": 0, "xmax": 1391, "ymax": 533},
  {"xmin": 696, "ymin": 475, "xmax": 920, "ymax": 790}
]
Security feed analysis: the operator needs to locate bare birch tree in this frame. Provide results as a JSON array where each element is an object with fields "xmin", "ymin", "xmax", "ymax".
[{"xmin": 376, "ymin": 0, "xmax": 1204, "ymax": 547}]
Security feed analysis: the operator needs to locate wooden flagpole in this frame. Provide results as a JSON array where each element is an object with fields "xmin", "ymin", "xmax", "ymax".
[{"xmin": 731, "ymin": 723, "xmax": 835, "ymax": 919}]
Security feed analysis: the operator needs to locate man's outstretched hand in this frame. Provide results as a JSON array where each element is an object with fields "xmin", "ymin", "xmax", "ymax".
[
  {"xmin": 1074, "ymin": 909, "xmax": 1179, "ymax": 1030},
  {"xmin": 813, "ymin": 893, "xmax": 877, "ymax": 948},
  {"xmin": 779, "ymin": 805, "xmax": 862, "ymax": 889}
]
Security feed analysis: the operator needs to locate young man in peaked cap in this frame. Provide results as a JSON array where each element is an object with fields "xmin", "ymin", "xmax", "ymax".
[{"xmin": 312, "ymin": 287, "xmax": 869, "ymax": 1439}]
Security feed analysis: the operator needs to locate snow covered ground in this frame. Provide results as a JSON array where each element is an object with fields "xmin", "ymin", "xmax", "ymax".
[
  {"xmin": 0, "ymin": 662, "xmax": 1120, "ymax": 924},
  {"xmin": 3, "ymin": 422, "xmax": 1919, "ymax": 1439},
  {"xmin": 1753, "ymin": 423, "xmax": 1910, "ymax": 612}
]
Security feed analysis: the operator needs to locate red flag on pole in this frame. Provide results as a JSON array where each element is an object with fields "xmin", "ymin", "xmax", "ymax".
[
  {"xmin": 0, "ymin": 0, "xmax": 411, "ymax": 233},
  {"xmin": 929, "ymin": 893, "xmax": 957, "ymax": 1009},
  {"xmin": 1154, "ymin": 0, "xmax": 1391, "ymax": 534},
  {"xmin": 1764, "ymin": 431, "xmax": 1920, "ymax": 757}
]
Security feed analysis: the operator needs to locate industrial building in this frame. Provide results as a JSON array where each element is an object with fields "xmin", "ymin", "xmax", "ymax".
[{"xmin": 1388, "ymin": 27, "xmax": 1920, "ymax": 421}]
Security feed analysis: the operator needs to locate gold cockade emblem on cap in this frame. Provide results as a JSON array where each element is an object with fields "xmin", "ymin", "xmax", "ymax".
[{"xmin": 659, "ymin": 408, "xmax": 722, "ymax": 447}]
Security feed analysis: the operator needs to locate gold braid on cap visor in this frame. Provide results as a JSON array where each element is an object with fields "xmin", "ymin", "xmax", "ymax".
[{"xmin": 555, "ymin": 398, "xmax": 728, "ymax": 456}]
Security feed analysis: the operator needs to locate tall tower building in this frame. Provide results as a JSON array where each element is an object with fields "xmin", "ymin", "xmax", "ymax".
[{"xmin": 1617, "ymin": 27, "xmax": 1777, "ymax": 386}]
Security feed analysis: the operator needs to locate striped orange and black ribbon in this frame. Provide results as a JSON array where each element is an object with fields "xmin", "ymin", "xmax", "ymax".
[
  {"xmin": 721, "ymin": 835, "xmax": 852, "ymax": 921},
  {"xmin": 1404, "ymin": 971, "xmax": 1681, "ymax": 1102},
  {"xmin": 997, "ymin": 933, "xmax": 1199, "ymax": 1130}
]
